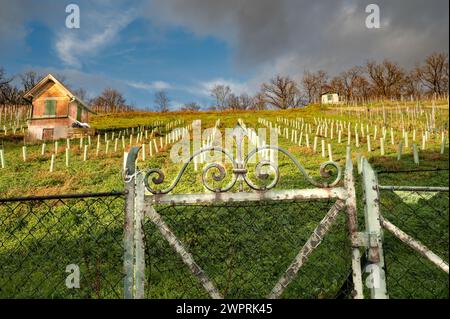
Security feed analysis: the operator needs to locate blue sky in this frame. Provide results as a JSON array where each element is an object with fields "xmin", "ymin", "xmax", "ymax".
[
  {"xmin": 0, "ymin": 0, "xmax": 253, "ymax": 109},
  {"xmin": 0, "ymin": 0, "xmax": 448, "ymax": 110}
]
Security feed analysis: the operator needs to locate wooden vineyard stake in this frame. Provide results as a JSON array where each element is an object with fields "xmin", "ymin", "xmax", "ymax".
[
  {"xmin": 0, "ymin": 149, "xmax": 4, "ymax": 168},
  {"xmin": 22, "ymin": 146, "xmax": 27, "ymax": 162},
  {"xmin": 65, "ymin": 148, "xmax": 70, "ymax": 167},
  {"xmin": 83, "ymin": 145, "xmax": 88, "ymax": 161},
  {"xmin": 397, "ymin": 141, "xmax": 403, "ymax": 161},
  {"xmin": 413, "ymin": 144, "xmax": 419, "ymax": 165},
  {"xmin": 50, "ymin": 154, "xmax": 55, "ymax": 172}
]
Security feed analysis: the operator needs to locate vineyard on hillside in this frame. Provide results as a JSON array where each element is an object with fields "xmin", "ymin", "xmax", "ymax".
[{"xmin": 0, "ymin": 102, "xmax": 448, "ymax": 299}]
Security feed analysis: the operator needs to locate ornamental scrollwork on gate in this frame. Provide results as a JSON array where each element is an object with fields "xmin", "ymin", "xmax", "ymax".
[{"xmin": 144, "ymin": 122, "xmax": 341, "ymax": 194}]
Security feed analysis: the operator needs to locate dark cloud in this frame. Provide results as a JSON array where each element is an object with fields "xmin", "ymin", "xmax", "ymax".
[
  {"xmin": 146, "ymin": 0, "xmax": 449, "ymax": 78},
  {"xmin": 0, "ymin": 0, "xmax": 448, "ymax": 96}
]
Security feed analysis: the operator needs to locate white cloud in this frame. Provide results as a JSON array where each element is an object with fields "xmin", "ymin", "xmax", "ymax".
[
  {"xmin": 24, "ymin": 66, "xmax": 136, "ymax": 103},
  {"xmin": 170, "ymin": 100, "xmax": 185, "ymax": 110},
  {"xmin": 55, "ymin": 9, "xmax": 136, "ymax": 67},
  {"xmin": 28, "ymin": 66, "xmax": 174, "ymax": 103},
  {"xmin": 126, "ymin": 80, "xmax": 172, "ymax": 91},
  {"xmin": 197, "ymin": 78, "xmax": 253, "ymax": 96}
]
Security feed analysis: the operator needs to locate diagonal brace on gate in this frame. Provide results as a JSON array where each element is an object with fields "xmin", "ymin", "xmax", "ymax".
[
  {"xmin": 124, "ymin": 122, "xmax": 363, "ymax": 299},
  {"xmin": 381, "ymin": 217, "xmax": 449, "ymax": 274},
  {"xmin": 145, "ymin": 199, "xmax": 346, "ymax": 300},
  {"xmin": 268, "ymin": 199, "xmax": 346, "ymax": 299},
  {"xmin": 145, "ymin": 205, "xmax": 224, "ymax": 299}
]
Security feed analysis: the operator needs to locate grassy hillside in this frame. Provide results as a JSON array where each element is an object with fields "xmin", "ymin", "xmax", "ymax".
[
  {"xmin": 0, "ymin": 103, "xmax": 448, "ymax": 299},
  {"xmin": 1, "ymin": 104, "xmax": 448, "ymax": 196}
]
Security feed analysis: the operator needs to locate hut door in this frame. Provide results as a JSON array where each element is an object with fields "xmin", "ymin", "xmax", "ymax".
[{"xmin": 42, "ymin": 128, "xmax": 54, "ymax": 140}]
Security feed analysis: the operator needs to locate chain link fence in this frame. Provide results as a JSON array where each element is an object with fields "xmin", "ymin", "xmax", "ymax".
[
  {"xmin": 143, "ymin": 200, "xmax": 354, "ymax": 299},
  {"xmin": 377, "ymin": 170, "xmax": 449, "ymax": 299},
  {"xmin": 1, "ymin": 171, "xmax": 447, "ymax": 299},
  {"xmin": 0, "ymin": 192, "xmax": 125, "ymax": 298}
]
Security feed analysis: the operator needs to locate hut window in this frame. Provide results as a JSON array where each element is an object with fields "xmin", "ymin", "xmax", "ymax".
[
  {"xmin": 44, "ymin": 99, "xmax": 56, "ymax": 116},
  {"xmin": 76, "ymin": 105, "xmax": 82, "ymax": 121}
]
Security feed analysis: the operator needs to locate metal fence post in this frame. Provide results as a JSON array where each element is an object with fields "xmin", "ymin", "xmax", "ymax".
[
  {"xmin": 361, "ymin": 158, "xmax": 388, "ymax": 299},
  {"xmin": 344, "ymin": 146, "xmax": 364, "ymax": 299},
  {"xmin": 123, "ymin": 146, "xmax": 140, "ymax": 299},
  {"xmin": 134, "ymin": 171, "xmax": 146, "ymax": 299}
]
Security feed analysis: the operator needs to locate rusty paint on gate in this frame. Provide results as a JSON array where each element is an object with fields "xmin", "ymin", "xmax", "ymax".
[
  {"xmin": 268, "ymin": 200, "xmax": 346, "ymax": 299},
  {"xmin": 124, "ymin": 121, "xmax": 365, "ymax": 299}
]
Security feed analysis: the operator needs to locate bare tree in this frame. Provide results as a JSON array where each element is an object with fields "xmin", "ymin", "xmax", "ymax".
[
  {"xmin": 20, "ymin": 71, "xmax": 42, "ymax": 92},
  {"xmin": 416, "ymin": 52, "xmax": 449, "ymax": 97},
  {"xmin": 315, "ymin": 70, "xmax": 328, "ymax": 103},
  {"xmin": 73, "ymin": 88, "xmax": 88, "ymax": 102},
  {"xmin": 262, "ymin": 75, "xmax": 302, "ymax": 109},
  {"xmin": 226, "ymin": 93, "xmax": 241, "ymax": 110},
  {"xmin": 0, "ymin": 67, "xmax": 12, "ymax": 87},
  {"xmin": 249, "ymin": 92, "xmax": 266, "ymax": 110},
  {"xmin": 301, "ymin": 70, "xmax": 328, "ymax": 104},
  {"xmin": 403, "ymin": 69, "xmax": 423, "ymax": 100},
  {"xmin": 0, "ymin": 68, "xmax": 21, "ymax": 104},
  {"xmin": 91, "ymin": 88, "xmax": 129, "ymax": 113},
  {"xmin": 210, "ymin": 84, "xmax": 231, "ymax": 111},
  {"xmin": 154, "ymin": 90, "xmax": 170, "ymax": 112},
  {"xmin": 0, "ymin": 85, "xmax": 22, "ymax": 104},
  {"xmin": 353, "ymin": 75, "xmax": 371, "ymax": 103},
  {"xmin": 54, "ymin": 73, "xmax": 69, "ymax": 88},
  {"xmin": 337, "ymin": 66, "xmax": 364, "ymax": 103},
  {"xmin": 226, "ymin": 93, "xmax": 252, "ymax": 110},
  {"xmin": 0, "ymin": 68, "xmax": 28, "ymax": 125},
  {"xmin": 238, "ymin": 93, "xmax": 252, "ymax": 110},
  {"xmin": 302, "ymin": 71, "xmax": 317, "ymax": 104},
  {"xmin": 366, "ymin": 59, "xmax": 405, "ymax": 100},
  {"xmin": 181, "ymin": 102, "xmax": 201, "ymax": 111},
  {"xmin": 329, "ymin": 76, "xmax": 345, "ymax": 98}
]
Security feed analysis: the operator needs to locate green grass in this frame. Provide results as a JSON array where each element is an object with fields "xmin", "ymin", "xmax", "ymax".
[
  {"xmin": 0, "ymin": 195, "xmax": 124, "ymax": 298},
  {"xmin": 0, "ymin": 104, "xmax": 448, "ymax": 298},
  {"xmin": 145, "ymin": 200, "xmax": 350, "ymax": 298}
]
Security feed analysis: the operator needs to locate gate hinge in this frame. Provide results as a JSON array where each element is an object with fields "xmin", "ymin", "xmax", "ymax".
[
  {"xmin": 355, "ymin": 232, "xmax": 368, "ymax": 247},
  {"xmin": 355, "ymin": 231, "xmax": 382, "ymax": 263},
  {"xmin": 356, "ymin": 231, "xmax": 382, "ymax": 263},
  {"xmin": 355, "ymin": 232, "xmax": 381, "ymax": 246}
]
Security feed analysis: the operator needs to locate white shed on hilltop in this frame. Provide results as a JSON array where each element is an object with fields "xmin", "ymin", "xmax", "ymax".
[{"xmin": 321, "ymin": 92, "xmax": 340, "ymax": 104}]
